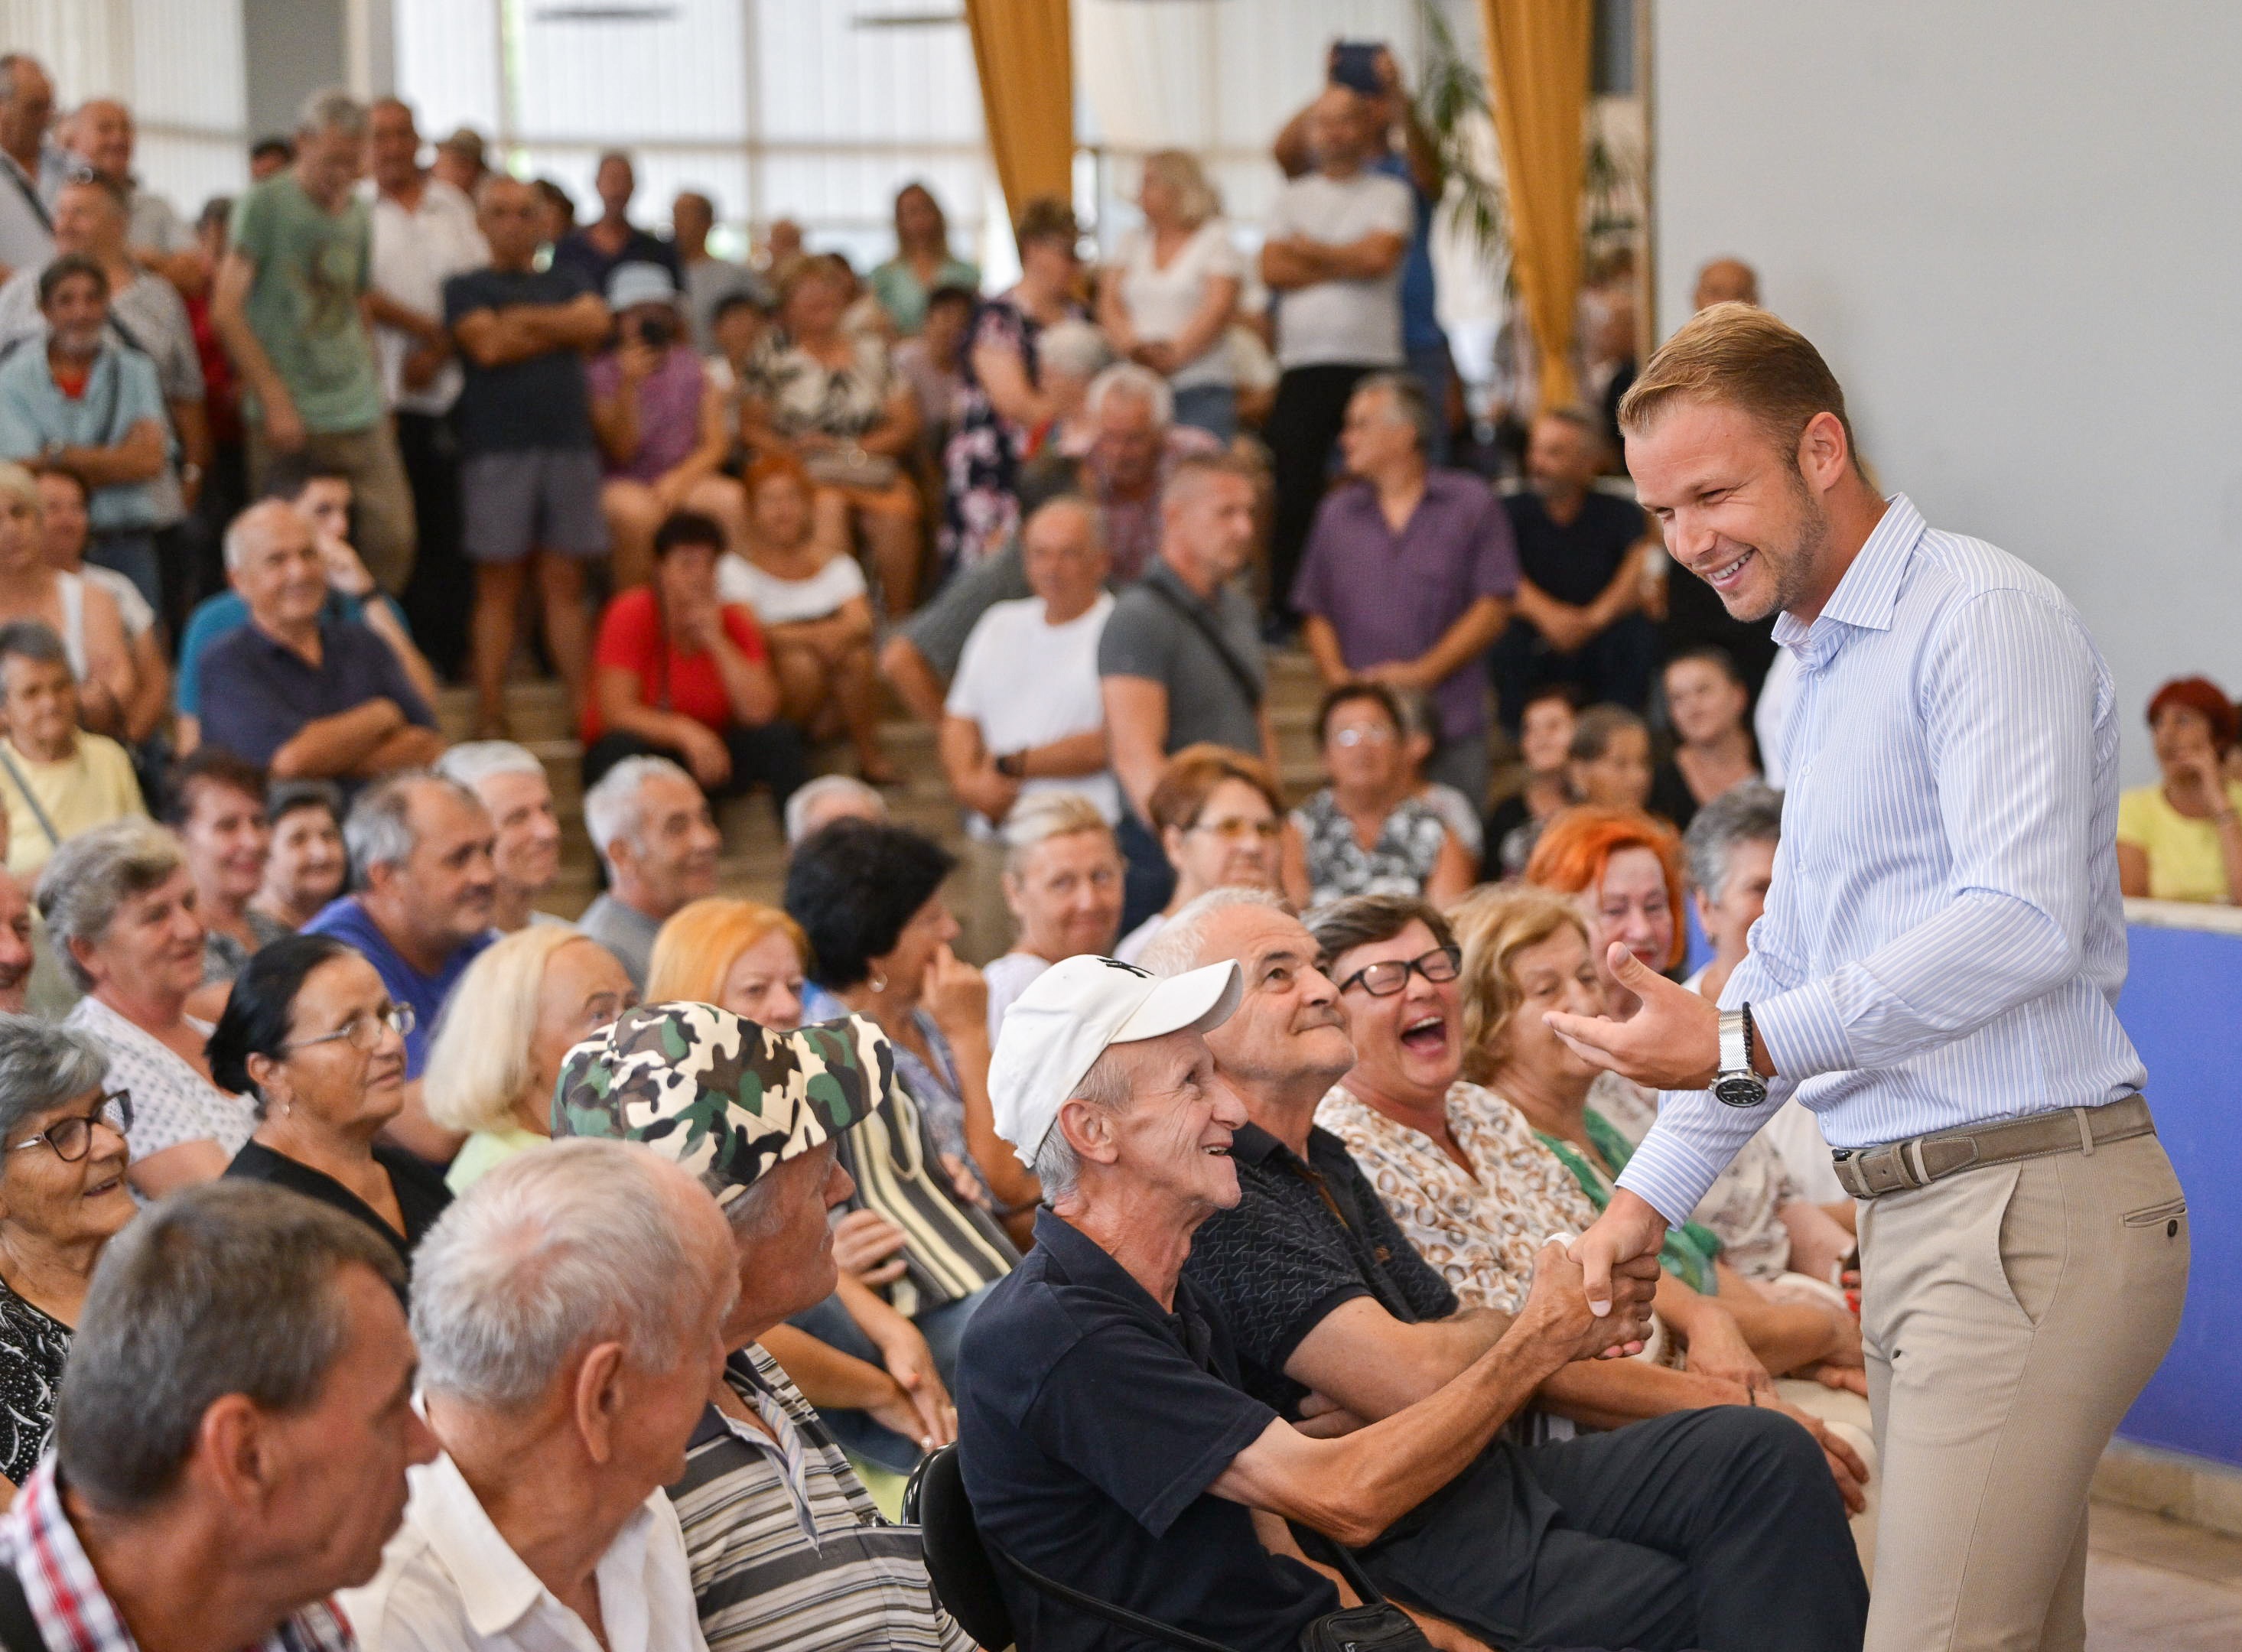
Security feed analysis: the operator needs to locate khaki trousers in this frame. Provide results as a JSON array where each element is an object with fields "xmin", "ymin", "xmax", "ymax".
[
  {"xmin": 1856, "ymin": 1128, "xmax": 2188, "ymax": 1651},
  {"xmin": 247, "ymin": 417, "xmax": 419, "ymax": 594}
]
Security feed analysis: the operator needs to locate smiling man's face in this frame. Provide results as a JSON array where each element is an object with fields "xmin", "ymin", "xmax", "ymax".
[
  {"xmin": 1196, "ymin": 905, "xmax": 1356, "ymax": 1098},
  {"xmin": 1626, "ymin": 397, "xmax": 1836, "ymax": 624}
]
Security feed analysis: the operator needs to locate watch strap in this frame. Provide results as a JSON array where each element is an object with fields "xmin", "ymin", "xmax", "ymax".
[{"xmin": 1718, "ymin": 1008, "xmax": 1749, "ymax": 1076}]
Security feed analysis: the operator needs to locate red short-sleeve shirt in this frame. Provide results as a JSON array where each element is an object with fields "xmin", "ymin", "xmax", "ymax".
[{"xmin": 584, "ymin": 586, "xmax": 769, "ymax": 743}]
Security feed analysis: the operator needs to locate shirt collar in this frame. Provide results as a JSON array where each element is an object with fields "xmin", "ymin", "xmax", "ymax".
[
  {"xmin": 1772, "ymin": 493, "xmax": 1924, "ymax": 655},
  {"xmin": 404, "ymin": 1451, "xmax": 662, "ymax": 1643},
  {"xmin": 1226, "ymin": 1120, "xmax": 1287, "ymax": 1168}
]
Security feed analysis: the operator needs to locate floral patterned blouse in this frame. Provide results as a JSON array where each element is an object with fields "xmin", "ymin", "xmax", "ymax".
[
  {"xmin": 938, "ymin": 289, "xmax": 1084, "ymax": 577},
  {"xmin": 1294, "ymin": 789, "xmax": 1450, "ymax": 909},
  {"xmin": 1589, "ymin": 1072, "xmax": 1800, "ymax": 1283},
  {"xmin": 1316, "ymin": 1079, "xmax": 1601, "ymax": 1315}
]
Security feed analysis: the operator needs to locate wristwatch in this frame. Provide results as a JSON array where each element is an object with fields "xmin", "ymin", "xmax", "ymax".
[
  {"xmin": 1713, "ymin": 1005, "xmax": 1768, "ymax": 1108},
  {"xmin": 994, "ymin": 751, "xmax": 1026, "ymax": 780}
]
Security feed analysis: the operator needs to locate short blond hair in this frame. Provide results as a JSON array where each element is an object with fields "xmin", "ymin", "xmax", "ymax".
[
  {"xmin": 1140, "ymin": 150, "xmax": 1219, "ymax": 229},
  {"xmin": 645, "ymin": 898, "xmax": 808, "ymax": 1006},
  {"xmin": 1617, "ymin": 301, "xmax": 1860, "ymax": 474},
  {"xmin": 423, "ymin": 927, "xmax": 603, "ymax": 1133},
  {"xmin": 1001, "ymin": 791, "xmax": 1115, "ymax": 878},
  {"xmin": 1450, "ymin": 885, "xmax": 1590, "ymax": 1085}
]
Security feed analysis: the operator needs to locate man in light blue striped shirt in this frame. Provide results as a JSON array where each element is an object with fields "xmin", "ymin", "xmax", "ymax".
[{"xmin": 1551, "ymin": 304, "xmax": 2189, "ymax": 1651}]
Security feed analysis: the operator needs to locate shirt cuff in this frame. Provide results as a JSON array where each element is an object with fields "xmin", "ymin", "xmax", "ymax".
[
  {"xmin": 1612, "ymin": 1125, "xmax": 1734, "ymax": 1230},
  {"xmin": 1749, "ymin": 977, "xmax": 1854, "ymax": 1084}
]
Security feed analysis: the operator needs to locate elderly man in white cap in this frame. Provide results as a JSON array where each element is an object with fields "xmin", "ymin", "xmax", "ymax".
[{"xmin": 953, "ymin": 954, "xmax": 1655, "ymax": 1652}]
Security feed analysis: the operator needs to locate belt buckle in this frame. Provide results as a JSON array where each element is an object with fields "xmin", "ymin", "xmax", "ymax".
[{"xmin": 1848, "ymin": 1143, "xmax": 1920, "ymax": 1198}]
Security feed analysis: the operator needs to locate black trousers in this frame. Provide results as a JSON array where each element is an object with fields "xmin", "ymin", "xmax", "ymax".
[
  {"xmin": 1360, "ymin": 1406, "xmax": 1867, "ymax": 1652},
  {"xmin": 1264, "ymin": 363, "xmax": 1377, "ymax": 621},
  {"xmin": 581, "ymin": 723, "xmax": 809, "ymax": 828},
  {"xmin": 395, "ymin": 409, "xmax": 470, "ymax": 681},
  {"xmin": 1489, "ymin": 612, "xmax": 1659, "ymax": 733}
]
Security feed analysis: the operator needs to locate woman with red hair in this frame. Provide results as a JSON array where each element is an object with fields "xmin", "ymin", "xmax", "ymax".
[
  {"xmin": 2117, "ymin": 675, "xmax": 2242, "ymax": 903},
  {"xmin": 1523, "ymin": 805, "xmax": 1686, "ymax": 1015}
]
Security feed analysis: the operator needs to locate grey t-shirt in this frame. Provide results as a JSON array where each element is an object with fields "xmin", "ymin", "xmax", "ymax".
[
  {"xmin": 1264, "ymin": 168, "xmax": 1413, "ymax": 370},
  {"xmin": 574, "ymin": 893, "xmax": 661, "ymax": 991},
  {"xmin": 1098, "ymin": 561, "xmax": 1264, "ymax": 763}
]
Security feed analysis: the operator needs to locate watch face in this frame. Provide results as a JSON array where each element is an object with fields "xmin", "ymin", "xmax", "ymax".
[{"xmin": 1713, "ymin": 1074, "xmax": 1768, "ymax": 1109}]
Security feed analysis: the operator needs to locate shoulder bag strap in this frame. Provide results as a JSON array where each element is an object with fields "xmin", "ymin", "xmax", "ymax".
[
  {"xmin": 1289, "ymin": 1524, "xmax": 1391, "ymax": 1608},
  {"xmin": 1141, "ymin": 577, "xmax": 1263, "ymax": 711},
  {"xmin": 0, "ymin": 160, "xmax": 49, "ymax": 236},
  {"xmin": 0, "ymin": 1565, "xmax": 52, "ymax": 1652},
  {"xmin": 986, "ymin": 1537, "xmax": 1243, "ymax": 1652},
  {"xmin": 0, "ymin": 746, "xmax": 63, "ymax": 849}
]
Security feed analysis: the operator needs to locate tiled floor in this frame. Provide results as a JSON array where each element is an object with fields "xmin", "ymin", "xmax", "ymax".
[{"xmin": 2086, "ymin": 1500, "xmax": 2242, "ymax": 1650}]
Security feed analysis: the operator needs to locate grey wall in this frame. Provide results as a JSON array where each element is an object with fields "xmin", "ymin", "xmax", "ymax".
[
  {"xmin": 1653, "ymin": 4, "xmax": 2242, "ymax": 782},
  {"xmin": 243, "ymin": 0, "xmax": 343, "ymax": 138}
]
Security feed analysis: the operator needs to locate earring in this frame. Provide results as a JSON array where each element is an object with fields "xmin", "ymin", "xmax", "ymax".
[{"xmin": 867, "ymin": 969, "xmax": 888, "ymax": 993}]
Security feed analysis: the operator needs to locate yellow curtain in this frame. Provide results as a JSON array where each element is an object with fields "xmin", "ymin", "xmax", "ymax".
[
  {"xmin": 1479, "ymin": 0, "xmax": 1593, "ymax": 412},
  {"xmin": 963, "ymin": 0, "xmax": 1076, "ymax": 233}
]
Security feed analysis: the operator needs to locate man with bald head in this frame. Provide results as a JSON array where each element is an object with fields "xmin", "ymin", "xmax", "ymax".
[
  {"xmin": 1692, "ymin": 257, "xmax": 1761, "ymax": 312},
  {"xmin": 0, "ymin": 55, "xmax": 61, "ymax": 285},
  {"xmin": 447, "ymin": 173, "xmax": 611, "ymax": 736},
  {"xmin": 1261, "ymin": 83, "xmax": 1414, "ymax": 623},
  {"xmin": 196, "ymin": 499, "xmax": 444, "ymax": 779},
  {"xmin": 64, "ymin": 96, "xmax": 194, "ymax": 278}
]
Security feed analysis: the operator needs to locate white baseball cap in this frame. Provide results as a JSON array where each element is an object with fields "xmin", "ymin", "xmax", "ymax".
[{"xmin": 989, "ymin": 954, "xmax": 1244, "ymax": 1169}]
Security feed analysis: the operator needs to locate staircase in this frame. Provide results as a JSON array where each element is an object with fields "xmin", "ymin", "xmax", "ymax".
[{"xmin": 432, "ymin": 649, "xmax": 1335, "ymax": 927}]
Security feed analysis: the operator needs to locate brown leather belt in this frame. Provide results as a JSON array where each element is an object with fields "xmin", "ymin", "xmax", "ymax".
[{"xmin": 1832, "ymin": 1094, "xmax": 2154, "ymax": 1201}]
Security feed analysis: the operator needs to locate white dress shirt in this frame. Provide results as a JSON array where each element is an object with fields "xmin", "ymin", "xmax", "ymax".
[
  {"xmin": 341, "ymin": 1450, "xmax": 710, "ymax": 1652},
  {"xmin": 1620, "ymin": 494, "xmax": 2146, "ymax": 1225},
  {"xmin": 367, "ymin": 177, "xmax": 489, "ymax": 415}
]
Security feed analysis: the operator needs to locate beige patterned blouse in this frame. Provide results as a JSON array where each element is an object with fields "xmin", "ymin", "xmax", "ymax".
[{"xmin": 1316, "ymin": 1079, "xmax": 1600, "ymax": 1315}]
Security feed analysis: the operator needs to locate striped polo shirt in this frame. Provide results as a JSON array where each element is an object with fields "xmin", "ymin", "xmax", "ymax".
[{"xmin": 672, "ymin": 1344, "xmax": 973, "ymax": 1652}]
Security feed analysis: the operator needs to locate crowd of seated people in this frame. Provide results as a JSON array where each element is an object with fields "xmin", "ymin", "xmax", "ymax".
[{"xmin": 0, "ymin": 42, "xmax": 2210, "ymax": 1652}]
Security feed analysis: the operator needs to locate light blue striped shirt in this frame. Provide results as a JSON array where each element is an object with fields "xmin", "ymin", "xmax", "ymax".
[{"xmin": 1617, "ymin": 494, "xmax": 2146, "ymax": 1227}]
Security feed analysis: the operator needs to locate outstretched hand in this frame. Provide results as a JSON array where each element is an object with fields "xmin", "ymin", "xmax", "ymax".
[
  {"xmin": 1568, "ymin": 1190, "xmax": 1671, "ymax": 1323},
  {"xmin": 1544, "ymin": 943, "xmax": 1749, "ymax": 1091}
]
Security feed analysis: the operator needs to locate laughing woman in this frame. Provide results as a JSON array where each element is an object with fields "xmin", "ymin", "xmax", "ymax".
[{"xmin": 0, "ymin": 1016, "xmax": 135, "ymax": 1494}]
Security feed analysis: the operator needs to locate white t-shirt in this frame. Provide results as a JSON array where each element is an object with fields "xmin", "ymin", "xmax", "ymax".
[
  {"xmin": 945, "ymin": 592, "xmax": 1121, "ymax": 834},
  {"xmin": 1111, "ymin": 220, "xmax": 1245, "ymax": 391},
  {"xmin": 367, "ymin": 177, "xmax": 489, "ymax": 415},
  {"xmin": 1264, "ymin": 169, "xmax": 1413, "ymax": 370},
  {"xmin": 718, "ymin": 550, "xmax": 868, "ymax": 624}
]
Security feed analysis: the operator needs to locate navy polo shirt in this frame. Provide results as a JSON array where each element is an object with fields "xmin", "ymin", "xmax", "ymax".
[
  {"xmin": 955, "ymin": 1209, "xmax": 1337, "ymax": 1652},
  {"xmin": 196, "ymin": 616, "xmax": 434, "ymax": 772},
  {"xmin": 1183, "ymin": 1122, "xmax": 1458, "ymax": 1419}
]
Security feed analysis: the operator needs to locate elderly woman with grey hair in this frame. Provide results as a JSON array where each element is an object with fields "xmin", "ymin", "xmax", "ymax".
[
  {"xmin": 0, "ymin": 1016, "xmax": 134, "ymax": 1492},
  {"xmin": 48, "ymin": 819, "xmax": 254, "ymax": 1197}
]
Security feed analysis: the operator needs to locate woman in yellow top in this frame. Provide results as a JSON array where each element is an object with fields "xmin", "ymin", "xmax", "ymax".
[{"xmin": 2116, "ymin": 675, "xmax": 2242, "ymax": 903}]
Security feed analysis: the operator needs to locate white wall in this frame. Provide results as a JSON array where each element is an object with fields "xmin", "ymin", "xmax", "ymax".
[{"xmin": 1652, "ymin": 4, "xmax": 2242, "ymax": 782}]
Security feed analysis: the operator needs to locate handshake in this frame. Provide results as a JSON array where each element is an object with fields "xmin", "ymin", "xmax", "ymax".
[{"xmin": 1516, "ymin": 1231, "xmax": 1662, "ymax": 1366}]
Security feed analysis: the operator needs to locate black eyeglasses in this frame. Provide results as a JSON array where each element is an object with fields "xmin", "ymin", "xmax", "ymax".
[
  {"xmin": 1336, "ymin": 946, "xmax": 1462, "ymax": 998},
  {"xmin": 11, "ymin": 1090, "xmax": 132, "ymax": 1163}
]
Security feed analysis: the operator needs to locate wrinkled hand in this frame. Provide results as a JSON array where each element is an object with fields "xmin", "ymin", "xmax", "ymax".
[
  {"xmin": 1768, "ymin": 1397, "xmax": 1872, "ymax": 1515},
  {"xmin": 922, "ymin": 945, "xmax": 988, "ymax": 1042},
  {"xmin": 938, "ymin": 1152, "xmax": 988, "ymax": 1208},
  {"xmin": 831, "ymin": 1208, "xmax": 909, "ymax": 1285},
  {"xmin": 317, "ymin": 535, "xmax": 377, "ymax": 597},
  {"xmin": 1515, "ymin": 1237, "xmax": 1655, "ymax": 1364},
  {"xmin": 1292, "ymin": 1390, "xmax": 1368, "ymax": 1439},
  {"xmin": 874, "ymin": 1323, "xmax": 957, "ymax": 1452},
  {"xmin": 261, "ymin": 392, "xmax": 307, "ymax": 454},
  {"xmin": 675, "ymin": 721, "xmax": 734, "ymax": 790},
  {"xmin": 1680, "ymin": 1302, "xmax": 1775, "ymax": 1397},
  {"xmin": 1544, "ymin": 945, "xmax": 1727, "ymax": 1091}
]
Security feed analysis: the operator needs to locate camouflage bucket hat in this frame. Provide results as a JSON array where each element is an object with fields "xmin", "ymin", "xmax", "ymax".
[{"xmin": 552, "ymin": 1002, "xmax": 894, "ymax": 1205}]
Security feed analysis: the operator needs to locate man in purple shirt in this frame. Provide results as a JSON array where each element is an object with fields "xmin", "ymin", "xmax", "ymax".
[{"xmin": 1293, "ymin": 373, "xmax": 1518, "ymax": 805}]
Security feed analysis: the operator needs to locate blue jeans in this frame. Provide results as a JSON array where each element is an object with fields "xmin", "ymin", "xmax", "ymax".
[
  {"xmin": 1170, "ymin": 383, "xmax": 1238, "ymax": 444},
  {"xmin": 787, "ymin": 1283, "xmax": 999, "ymax": 1471},
  {"xmin": 1407, "ymin": 340, "xmax": 1455, "ymax": 467}
]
